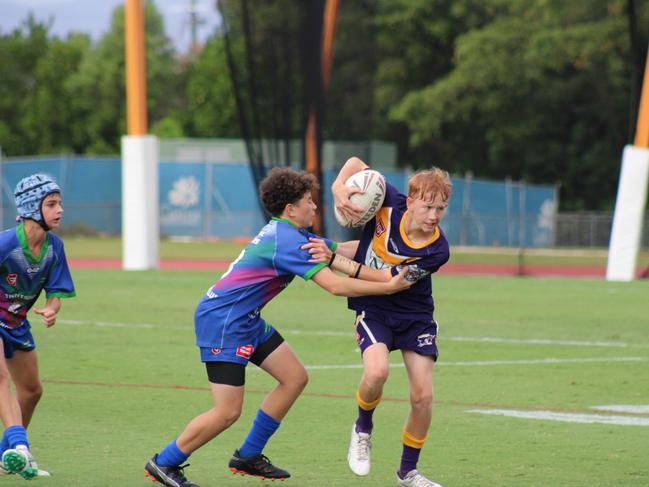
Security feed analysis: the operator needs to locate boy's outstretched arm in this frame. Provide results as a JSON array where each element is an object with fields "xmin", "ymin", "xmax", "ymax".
[
  {"xmin": 311, "ymin": 266, "xmax": 410, "ymax": 297},
  {"xmin": 33, "ymin": 297, "xmax": 61, "ymax": 328}
]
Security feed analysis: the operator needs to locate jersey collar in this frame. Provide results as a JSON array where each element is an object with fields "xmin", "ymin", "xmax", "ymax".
[
  {"xmin": 272, "ymin": 216, "xmax": 298, "ymax": 228},
  {"xmin": 17, "ymin": 221, "xmax": 50, "ymax": 264},
  {"xmin": 399, "ymin": 210, "xmax": 440, "ymax": 249}
]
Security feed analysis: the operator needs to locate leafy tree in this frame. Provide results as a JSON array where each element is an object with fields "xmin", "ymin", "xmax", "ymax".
[
  {"xmin": 0, "ymin": 17, "xmax": 89, "ymax": 155},
  {"xmin": 389, "ymin": 0, "xmax": 648, "ymax": 209},
  {"xmin": 183, "ymin": 36, "xmax": 238, "ymax": 137},
  {"xmin": 67, "ymin": 0, "xmax": 181, "ymax": 154}
]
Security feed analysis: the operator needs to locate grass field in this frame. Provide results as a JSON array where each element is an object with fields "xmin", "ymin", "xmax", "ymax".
[
  {"xmin": 15, "ymin": 266, "xmax": 649, "ymax": 486},
  {"xmin": 60, "ymin": 236, "xmax": 649, "ymax": 269}
]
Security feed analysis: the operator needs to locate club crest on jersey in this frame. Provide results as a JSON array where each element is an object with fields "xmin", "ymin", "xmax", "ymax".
[
  {"xmin": 375, "ymin": 218, "xmax": 386, "ymax": 237},
  {"xmin": 236, "ymin": 344, "xmax": 255, "ymax": 360},
  {"xmin": 417, "ymin": 333, "xmax": 436, "ymax": 347},
  {"xmin": 6, "ymin": 274, "xmax": 17, "ymax": 287},
  {"xmin": 210, "ymin": 348, "xmax": 221, "ymax": 355}
]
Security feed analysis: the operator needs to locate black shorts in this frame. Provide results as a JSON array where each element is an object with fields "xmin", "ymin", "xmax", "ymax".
[{"xmin": 204, "ymin": 330, "xmax": 284, "ymax": 386}]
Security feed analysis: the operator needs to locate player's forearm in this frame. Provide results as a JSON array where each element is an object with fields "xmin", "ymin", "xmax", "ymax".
[
  {"xmin": 334, "ymin": 240, "xmax": 359, "ymax": 259},
  {"xmin": 332, "ymin": 157, "xmax": 369, "ymax": 189},
  {"xmin": 330, "ymin": 253, "xmax": 391, "ymax": 282},
  {"xmin": 328, "ymin": 274, "xmax": 396, "ymax": 297},
  {"xmin": 45, "ymin": 297, "xmax": 61, "ymax": 314}
]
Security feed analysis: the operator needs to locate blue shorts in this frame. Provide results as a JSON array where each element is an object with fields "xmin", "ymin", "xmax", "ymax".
[
  {"xmin": 354, "ymin": 311, "xmax": 439, "ymax": 360},
  {"xmin": 199, "ymin": 318, "xmax": 278, "ymax": 366},
  {"xmin": 0, "ymin": 324, "xmax": 36, "ymax": 359}
]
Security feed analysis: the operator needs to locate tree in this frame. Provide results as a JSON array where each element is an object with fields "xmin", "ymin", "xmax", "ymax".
[
  {"xmin": 67, "ymin": 0, "xmax": 181, "ymax": 154},
  {"xmin": 389, "ymin": 0, "xmax": 649, "ymax": 209},
  {"xmin": 0, "ymin": 17, "xmax": 90, "ymax": 155}
]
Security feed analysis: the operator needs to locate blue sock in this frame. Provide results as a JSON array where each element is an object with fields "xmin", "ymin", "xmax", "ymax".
[
  {"xmin": 238, "ymin": 409, "xmax": 281, "ymax": 458},
  {"xmin": 4, "ymin": 425, "xmax": 29, "ymax": 449},
  {"xmin": 0, "ymin": 430, "xmax": 9, "ymax": 454},
  {"xmin": 156, "ymin": 439, "xmax": 189, "ymax": 467}
]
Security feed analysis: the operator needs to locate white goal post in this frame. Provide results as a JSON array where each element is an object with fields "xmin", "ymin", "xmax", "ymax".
[{"xmin": 606, "ymin": 145, "xmax": 649, "ymax": 281}]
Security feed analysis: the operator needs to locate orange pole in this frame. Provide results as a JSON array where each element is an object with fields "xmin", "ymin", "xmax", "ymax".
[
  {"xmin": 125, "ymin": 0, "xmax": 148, "ymax": 135},
  {"xmin": 321, "ymin": 0, "xmax": 339, "ymax": 90},
  {"xmin": 634, "ymin": 49, "xmax": 649, "ymax": 148},
  {"xmin": 306, "ymin": 0, "xmax": 340, "ymax": 234}
]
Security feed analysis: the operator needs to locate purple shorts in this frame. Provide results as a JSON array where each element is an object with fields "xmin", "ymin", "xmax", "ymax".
[{"xmin": 354, "ymin": 311, "xmax": 439, "ymax": 360}]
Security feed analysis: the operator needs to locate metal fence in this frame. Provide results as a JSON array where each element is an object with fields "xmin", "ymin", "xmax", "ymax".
[
  {"xmin": 556, "ymin": 213, "xmax": 649, "ymax": 248},
  {"xmin": 2, "ymin": 155, "xmax": 565, "ymax": 247}
]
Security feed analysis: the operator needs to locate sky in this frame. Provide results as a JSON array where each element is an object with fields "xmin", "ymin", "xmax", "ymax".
[{"xmin": 0, "ymin": 0, "xmax": 222, "ymax": 52}]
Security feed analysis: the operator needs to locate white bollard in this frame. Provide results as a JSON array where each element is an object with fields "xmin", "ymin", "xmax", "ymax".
[{"xmin": 121, "ymin": 135, "xmax": 160, "ymax": 270}]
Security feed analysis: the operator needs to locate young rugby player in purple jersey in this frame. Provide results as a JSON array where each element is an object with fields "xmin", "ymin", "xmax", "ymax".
[
  {"xmin": 311, "ymin": 156, "xmax": 451, "ymax": 487},
  {"xmin": 0, "ymin": 174, "xmax": 76, "ymax": 480},
  {"xmin": 144, "ymin": 167, "xmax": 414, "ymax": 487}
]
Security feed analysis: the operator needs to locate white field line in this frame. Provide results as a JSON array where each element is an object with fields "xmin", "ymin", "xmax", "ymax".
[
  {"xmin": 57, "ymin": 319, "xmax": 641, "ymax": 348},
  {"xmin": 300, "ymin": 357, "xmax": 645, "ymax": 370},
  {"xmin": 591, "ymin": 405, "xmax": 649, "ymax": 414},
  {"xmin": 468, "ymin": 409, "xmax": 649, "ymax": 426},
  {"xmin": 446, "ymin": 336, "xmax": 628, "ymax": 348}
]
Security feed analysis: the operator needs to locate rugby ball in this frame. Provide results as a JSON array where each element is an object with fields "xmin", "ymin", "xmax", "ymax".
[{"xmin": 334, "ymin": 169, "xmax": 386, "ymax": 228}]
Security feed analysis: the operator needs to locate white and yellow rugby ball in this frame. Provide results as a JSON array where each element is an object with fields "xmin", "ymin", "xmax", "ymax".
[{"xmin": 334, "ymin": 169, "xmax": 386, "ymax": 228}]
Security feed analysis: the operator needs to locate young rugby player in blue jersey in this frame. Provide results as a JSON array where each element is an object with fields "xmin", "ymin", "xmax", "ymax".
[
  {"xmin": 0, "ymin": 174, "xmax": 76, "ymax": 480},
  {"xmin": 145, "ymin": 167, "xmax": 413, "ymax": 487},
  {"xmin": 326, "ymin": 157, "xmax": 451, "ymax": 487}
]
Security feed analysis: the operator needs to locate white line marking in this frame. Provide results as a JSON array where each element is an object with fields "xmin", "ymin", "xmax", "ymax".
[
  {"xmin": 58, "ymin": 319, "xmax": 639, "ymax": 348},
  {"xmin": 591, "ymin": 405, "xmax": 649, "ymax": 414},
  {"xmin": 468, "ymin": 409, "xmax": 649, "ymax": 426},
  {"xmin": 301, "ymin": 357, "xmax": 645, "ymax": 370},
  {"xmin": 446, "ymin": 336, "xmax": 628, "ymax": 348}
]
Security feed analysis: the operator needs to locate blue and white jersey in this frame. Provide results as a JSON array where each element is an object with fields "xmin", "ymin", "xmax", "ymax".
[
  {"xmin": 194, "ymin": 217, "xmax": 335, "ymax": 348},
  {"xmin": 0, "ymin": 223, "xmax": 76, "ymax": 329}
]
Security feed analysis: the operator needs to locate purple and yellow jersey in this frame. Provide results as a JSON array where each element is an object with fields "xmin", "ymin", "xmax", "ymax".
[
  {"xmin": 0, "ymin": 223, "xmax": 76, "ymax": 329},
  {"xmin": 194, "ymin": 217, "xmax": 335, "ymax": 348},
  {"xmin": 348, "ymin": 183, "xmax": 449, "ymax": 320}
]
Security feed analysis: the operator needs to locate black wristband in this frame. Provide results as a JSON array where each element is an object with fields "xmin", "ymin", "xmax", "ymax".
[
  {"xmin": 328, "ymin": 253, "xmax": 337, "ymax": 267},
  {"xmin": 353, "ymin": 263, "xmax": 362, "ymax": 279}
]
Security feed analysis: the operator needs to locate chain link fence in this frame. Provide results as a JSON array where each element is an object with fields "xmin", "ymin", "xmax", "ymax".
[{"xmin": 556, "ymin": 212, "xmax": 649, "ymax": 248}]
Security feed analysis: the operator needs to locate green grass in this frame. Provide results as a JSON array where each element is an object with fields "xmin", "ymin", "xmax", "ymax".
[
  {"xmin": 18, "ymin": 269, "xmax": 649, "ymax": 486},
  {"xmin": 61, "ymin": 236, "xmax": 649, "ymax": 268}
]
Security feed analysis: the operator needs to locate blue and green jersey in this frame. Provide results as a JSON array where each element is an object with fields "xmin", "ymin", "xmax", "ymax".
[
  {"xmin": 0, "ymin": 223, "xmax": 76, "ymax": 329},
  {"xmin": 195, "ymin": 217, "xmax": 335, "ymax": 348}
]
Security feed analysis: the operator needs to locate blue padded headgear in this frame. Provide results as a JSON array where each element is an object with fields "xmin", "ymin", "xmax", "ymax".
[{"xmin": 14, "ymin": 174, "xmax": 61, "ymax": 228}]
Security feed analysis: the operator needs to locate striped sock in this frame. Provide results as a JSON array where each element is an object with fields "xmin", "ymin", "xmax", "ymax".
[
  {"xmin": 399, "ymin": 430, "xmax": 427, "ymax": 476},
  {"xmin": 355, "ymin": 390, "xmax": 381, "ymax": 434}
]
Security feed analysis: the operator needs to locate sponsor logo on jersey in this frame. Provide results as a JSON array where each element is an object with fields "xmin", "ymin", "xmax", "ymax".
[
  {"xmin": 26, "ymin": 266, "xmax": 40, "ymax": 275},
  {"xmin": 236, "ymin": 344, "xmax": 255, "ymax": 360},
  {"xmin": 6, "ymin": 274, "xmax": 17, "ymax": 287},
  {"xmin": 417, "ymin": 333, "xmax": 436, "ymax": 347},
  {"xmin": 8, "ymin": 303, "xmax": 21, "ymax": 315},
  {"xmin": 211, "ymin": 348, "xmax": 221, "ymax": 355}
]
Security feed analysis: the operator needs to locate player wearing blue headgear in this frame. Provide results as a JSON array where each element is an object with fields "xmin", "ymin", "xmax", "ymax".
[{"xmin": 0, "ymin": 174, "xmax": 76, "ymax": 479}]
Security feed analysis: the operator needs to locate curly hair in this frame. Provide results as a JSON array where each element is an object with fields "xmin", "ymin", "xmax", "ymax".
[
  {"xmin": 408, "ymin": 167, "xmax": 452, "ymax": 202},
  {"xmin": 259, "ymin": 168, "xmax": 319, "ymax": 217}
]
